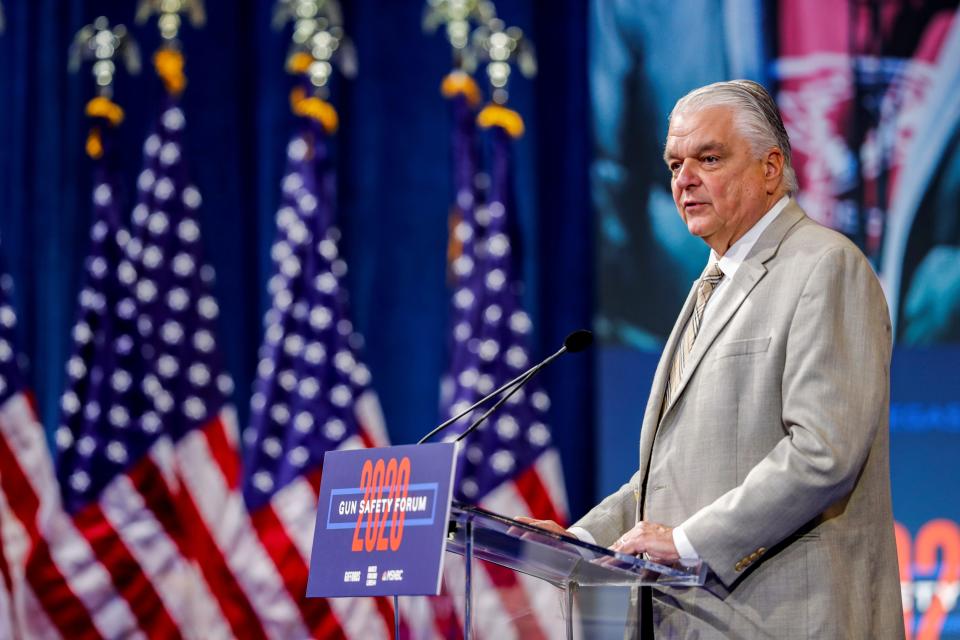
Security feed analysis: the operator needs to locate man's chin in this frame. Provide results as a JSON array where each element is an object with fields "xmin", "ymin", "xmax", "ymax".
[{"xmin": 685, "ymin": 221, "xmax": 714, "ymax": 239}]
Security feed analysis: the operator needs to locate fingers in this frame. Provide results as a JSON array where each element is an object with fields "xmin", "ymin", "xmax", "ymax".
[
  {"xmin": 611, "ymin": 533, "xmax": 642, "ymax": 555},
  {"xmin": 611, "ymin": 522, "xmax": 651, "ymax": 552},
  {"xmin": 510, "ymin": 516, "xmax": 540, "ymax": 538},
  {"xmin": 609, "ymin": 522, "xmax": 678, "ymax": 563},
  {"xmin": 512, "ymin": 516, "xmax": 567, "ymax": 537}
]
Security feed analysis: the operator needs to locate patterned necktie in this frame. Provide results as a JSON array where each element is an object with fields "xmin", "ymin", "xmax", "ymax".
[{"xmin": 664, "ymin": 262, "xmax": 725, "ymax": 405}]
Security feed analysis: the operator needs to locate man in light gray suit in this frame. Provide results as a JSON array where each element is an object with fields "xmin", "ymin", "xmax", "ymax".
[{"xmin": 520, "ymin": 81, "xmax": 904, "ymax": 638}]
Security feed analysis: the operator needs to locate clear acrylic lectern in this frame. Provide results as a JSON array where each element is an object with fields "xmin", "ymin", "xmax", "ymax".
[{"xmin": 435, "ymin": 501, "xmax": 706, "ymax": 639}]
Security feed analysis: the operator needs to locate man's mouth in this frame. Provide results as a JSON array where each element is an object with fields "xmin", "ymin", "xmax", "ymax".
[{"xmin": 683, "ymin": 201, "xmax": 708, "ymax": 211}]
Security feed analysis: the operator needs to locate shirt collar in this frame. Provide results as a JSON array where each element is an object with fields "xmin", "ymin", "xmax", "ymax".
[{"xmin": 709, "ymin": 195, "xmax": 790, "ymax": 280}]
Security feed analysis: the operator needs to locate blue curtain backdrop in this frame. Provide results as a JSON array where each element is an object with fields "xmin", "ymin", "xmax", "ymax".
[{"xmin": 0, "ymin": 1, "xmax": 594, "ymax": 516}]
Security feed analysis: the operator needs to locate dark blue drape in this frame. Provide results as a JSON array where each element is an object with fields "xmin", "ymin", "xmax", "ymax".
[{"xmin": 0, "ymin": 1, "xmax": 594, "ymax": 517}]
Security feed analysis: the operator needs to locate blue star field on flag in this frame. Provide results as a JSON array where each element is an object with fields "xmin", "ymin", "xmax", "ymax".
[
  {"xmin": 441, "ymin": 118, "xmax": 554, "ymax": 505},
  {"xmin": 55, "ymin": 96, "xmax": 234, "ymax": 513},
  {"xmin": 55, "ymin": 111, "xmax": 158, "ymax": 513},
  {"xmin": 242, "ymin": 118, "xmax": 379, "ymax": 512},
  {"xmin": 126, "ymin": 98, "xmax": 234, "ymax": 440}
]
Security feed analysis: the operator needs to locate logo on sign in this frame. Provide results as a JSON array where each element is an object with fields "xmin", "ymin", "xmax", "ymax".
[
  {"xmin": 381, "ymin": 569, "xmax": 403, "ymax": 582},
  {"xmin": 326, "ymin": 456, "xmax": 439, "ymax": 553}
]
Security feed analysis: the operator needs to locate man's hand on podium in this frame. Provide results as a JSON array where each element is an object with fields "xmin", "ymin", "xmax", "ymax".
[
  {"xmin": 513, "ymin": 517, "xmax": 572, "ymax": 538},
  {"xmin": 611, "ymin": 521, "xmax": 680, "ymax": 564}
]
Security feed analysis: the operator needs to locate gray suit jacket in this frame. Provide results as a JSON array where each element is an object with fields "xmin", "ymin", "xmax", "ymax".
[{"xmin": 575, "ymin": 201, "xmax": 904, "ymax": 639}]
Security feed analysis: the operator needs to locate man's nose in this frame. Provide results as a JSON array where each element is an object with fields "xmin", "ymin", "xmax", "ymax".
[{"xmin": 675, "ymin": 160, "xmax": 700, "ymax": 189}]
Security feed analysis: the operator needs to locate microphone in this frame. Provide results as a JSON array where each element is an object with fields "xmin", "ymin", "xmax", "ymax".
[
  {"xmin": 562, "ymin": 329, "xmax": 594, "ymax": 353},
  {"xmin": 417, "ymin": 329, "xmax": 593, "ymax": 445}
]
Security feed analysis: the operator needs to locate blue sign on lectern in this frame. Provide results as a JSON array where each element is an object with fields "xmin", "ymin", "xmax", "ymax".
[{"xmin": 306, "ymin": 442, "xmax": 458, "ymax": 597}]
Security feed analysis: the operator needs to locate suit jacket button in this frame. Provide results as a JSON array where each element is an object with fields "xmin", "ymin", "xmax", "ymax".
[
  {"xmin": 758, "ymin": 547, "xmax": 766, "ymax": 555},
  {"xmin": 749, "ymin": 552, "xmax": 759, "ymax": 561},
  {"xmin": 735, "ymin": 561, "xmax": 743, "ymax": 571}
]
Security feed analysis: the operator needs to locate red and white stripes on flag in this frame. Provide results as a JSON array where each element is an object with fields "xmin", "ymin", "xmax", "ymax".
[
  {"xmin": 0, "ymin": 391, "xmax": 344, "ymax": 640},
  {"xmin": 0, "ymin": 392, "xmax": 139, "ymax": 640},
  {"xmin": 474, "ymin": 451, "xmax": 571, "ymax": 639},
  {"xmin": 0, "ymin": 498, "xmax": 13, "ymax": 640}
]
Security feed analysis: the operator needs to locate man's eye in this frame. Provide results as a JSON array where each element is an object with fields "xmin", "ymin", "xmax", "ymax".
[
  {"xmin": 669, "ymin": 163, "xmax": 681, "ymax": 173},
  {"xmin": 702, "ymin": 156, "xmax": 719, "ymax": 164}
]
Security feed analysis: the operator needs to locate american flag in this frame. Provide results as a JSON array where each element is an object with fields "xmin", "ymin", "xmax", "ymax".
[
  {"xmin": 241, "ymin": 102, "xmax": 393, "ymax": 636},
  {"xmin": 52, "ymin": 91, "xmax": 217, "ymax": 637},
  {"xmin": 0, "ymin": 255, "xmax": 75, "ymax": 640},
  {"xmin": 240, "ymin": 95, "xmax": 454, "ymax": 638},
  {"xmin": 3, "ymin": 103, "xmax": 191, "ymax": 639},
  {"xmin": 441, "ymin": 85, "xmax": 572, "ymax": 638},
  {"xmin": 52, "ymin": 58, "xmax": 317, "ymax": 635},
  {"xmin": 118, "ymin": 86, "xmax": 352, "ymax": 638}
]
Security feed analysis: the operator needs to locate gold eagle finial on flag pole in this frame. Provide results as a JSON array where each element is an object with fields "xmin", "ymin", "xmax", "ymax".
[
  {"xmin": 135, "ymin": 0, "xmax": 205, "ymax": 96},
  {"xmin": 274, "ymin": 0, "xmax": 357, "ymax": 95},
  {"xmin": 68, "ymin": 16, "xmax": 141, "ymax": 98},
  {"xmin": 423, "ymin": 0, "xmax": 536, "ymax": 109},
  {"xmin": 135, "ymin": 0, "xmax": 205, "ymax": 43},
  {"xmin": 68, "ymin": 17, "xmax": 140, "ymax": 158},
  {"xmin": 424, "ymin": 0, "xmax": 536, "ymax": 134},
  {"xmin": 275, "ymin": 0, "xmax": 355, "ymax": 133},
  {"xmin": 472, "ymin": 16, "xmax": 536, "ymax": 107},
  {"xmin": 422, "ymin": 0, "xmax": 496, "ymax": 73}
]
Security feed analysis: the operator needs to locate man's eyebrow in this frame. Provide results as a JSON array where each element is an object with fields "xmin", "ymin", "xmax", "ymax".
[{"xmin": 663, "ymin": 141, "xmax": 729, "ymax": 164}]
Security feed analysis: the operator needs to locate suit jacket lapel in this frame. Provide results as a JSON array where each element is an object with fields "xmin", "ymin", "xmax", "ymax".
[
  {"xmin": 637, "ymin": 278, "xmax": 700, "ymax": 476},
  {"xmin": 658, "ymin": 201, "xmax": 808, "ymax": 422}
]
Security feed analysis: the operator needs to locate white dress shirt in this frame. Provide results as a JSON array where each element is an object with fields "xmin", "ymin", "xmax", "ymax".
[{"xmin": 569, "ymin": 196, "xmax": 790, "ymax": 565}]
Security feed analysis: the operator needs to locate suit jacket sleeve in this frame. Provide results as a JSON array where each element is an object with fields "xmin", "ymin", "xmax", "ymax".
[
  {"xmin": 571, "ymin": 468, "xmax": 643, "ymax": 548},
  {"xmin": 681, "ymin": 244, "xmax": 892, "ymax": 586}
]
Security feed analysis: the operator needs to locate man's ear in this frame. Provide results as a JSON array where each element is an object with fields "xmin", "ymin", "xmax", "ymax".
[{"xmin": 764, "ymin": 148, "xmax": 785, "ymax": 193}]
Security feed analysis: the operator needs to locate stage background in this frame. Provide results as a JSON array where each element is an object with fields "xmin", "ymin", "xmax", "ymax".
[{"xmin": 0, "ymin": 0, "xmax": 957, "ymax": 637}]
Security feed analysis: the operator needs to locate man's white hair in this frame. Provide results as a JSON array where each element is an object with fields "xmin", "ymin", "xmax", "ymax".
[{"xmin": 670, "ymin": 80, "xmax": 798, "ymax": 194}]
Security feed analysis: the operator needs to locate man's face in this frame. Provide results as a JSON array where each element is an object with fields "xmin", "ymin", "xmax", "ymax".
[{"xmin": 664, "ymin": 106, "xmax": 776, "ymax": 254}]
